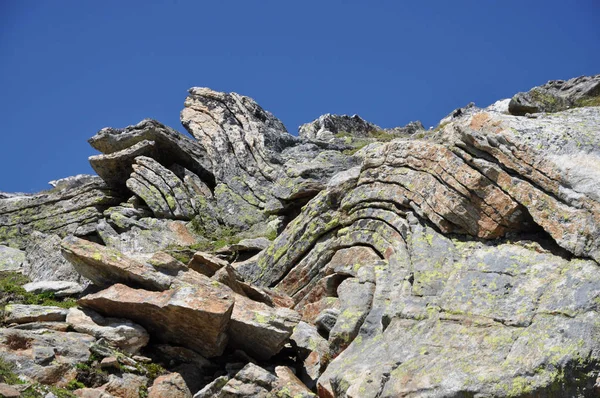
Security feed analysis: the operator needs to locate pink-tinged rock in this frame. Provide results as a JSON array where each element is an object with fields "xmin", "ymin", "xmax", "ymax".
[
  {"xmin": 79, "ymin": 283, "xmax": 233, "ymax": 358},
  {"xmin": 148, "ymin": 373, "xmax": 191, "ymax": 398}
]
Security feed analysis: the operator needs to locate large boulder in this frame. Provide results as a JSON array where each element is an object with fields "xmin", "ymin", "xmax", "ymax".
[
  {"xmin": 60, "ymin": 236, "xmax": 172, "ymax": 290},
  {"xmin": 78, "ymin": 283, "xmax": 234, "ymax": 358}
]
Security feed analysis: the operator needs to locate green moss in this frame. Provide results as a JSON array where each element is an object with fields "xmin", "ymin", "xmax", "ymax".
[
  {"xmin": 574, "ymin": 96, "xmax": 600, "ymax": 107},
  {"xmin": 0, "ymin": 355, "xmax": 22, "ymax": 384},
  {"xmin": 0, "ymin": 271, "xmax": 78, "ymax": 311},
  {"xmin": 66, "ymin": 380, "xmax": 85, "ymax": 390}
]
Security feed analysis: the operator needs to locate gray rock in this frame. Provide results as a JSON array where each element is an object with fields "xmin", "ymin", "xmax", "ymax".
[
  {"xmin": 88, "ymin": 119, "xmax": 213, "ymax": 189},
  {"xmin": 299, "ymin": 113, "xmax": 380, "ymax": 142},
  {"xmin": 22, "ymin": 231, "xmax": 89, "ymax": 284},
  {"xmin": 66, "ymin": 307, "xmax": 149, "ymax": 354},
  {"xmin": 3, "ymin": 304, "xmax": 68, "ymax": 324},
  {"xmin": 0, "ymin": 328, "xmax": 94, "ymax": 385},
  {"xmin": 193, "ymin": 376, "xmax": 229, "ymax": 398},
  {"xmin": 23, "ymin": 281, "xmax": 83, "ymax": 297},
  {"xmin": 509, "ymin": 74, "xmax": 600, "ymax": 115},
  {"xmin": 0, "ymin": 177, "xmax": 123, "ymax": 249},
  {"xmin": 60, "ymin": 236, "xmax": 172, "ymax": 291},
  {"xmin": 126, "ymin": 156, "xmax": 196, "ymax": 220},
  {"xmin": 0, "ymin": 245, "xmax": 25, "ymax": 272}
]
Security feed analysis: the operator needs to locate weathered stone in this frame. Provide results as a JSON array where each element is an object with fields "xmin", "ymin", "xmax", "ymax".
[
  {"xmin": 99, "ymin": 356, "xmax": 119, "ymax": 370},
  {"xmin": 228, "ymin": 294, "xmax": 301, "ymax": 360},
  {"xmin": 9, "ymin": 321, "xmax": 70, "ymax": 332},
  {"xmin": 60, "ymin": 236, "xmax": 171, "ymax": 290},
  {"xmin": 79, "ymin": 283, "xmax": 234, "ymax": 358},
  {"xmin": 74, "ymin": 388, "xmax": 115, "ymax": 398},
  {"xmin": 216, "ymin": 237, "xmax": 271, "ymax": 255},
  {"xmin": 88, "ymin": 119, "xmax": 213, "ymax": 189},
  {"xmin": 148, "ymin": 373, "xmax": 192, "ymax": 398},
  {"xmin": 272, "ymin": 366, "xmax": 315, "ymax": 398},
  {"xmin": 212, "ymin": 265, "xmax": 246, "ymax": 296},
  {"xmin": 290, "ymin": 321, "xmax": 329, "ymax": 388},
  {"xmin": 146, "ymin": 252, "xmax": 188, "ymax": 274},
  {"xmin": 0, "ymin": 328, "xmax": 94, "ymax": 385},
  {"xmin": 66, "ymin": 307, "xmax": 149, "ymax": 354},
  {"xmin": 3, "ymin": 304, "xmax": 68, "ymax": 324},
  {"xmin": 188, "ymin": 251, "xmax": 228, "ymax": 277},
  {"xmin": 149, "ymin": 344, "xmax": 214, "ymax": 393},
  {"xmin": 0, "ymin": 177, "xmax": 123, "ymax": 249},
  {"xmin": 126, "ymin": 156, "xmax": 197, "ymax": 220},
  {"xmin": 509, "ymin": 74, "xmax": 600, "ymax": 115},
  {"xmin": 23, "ymin": 281, "xmax": 83, "ymax": 297},
  {"xmin": 0, "ymin": 384, "xmax": 21, "ymax": 398},
  {"xmin": 23, "ymin": 231, "xmax": 88, "ymax": 284},
  {"xmin": 101, "ymin": 373, "xmax": 147, "ymax": 398},
  {"xmin": 97, "ymin": 217, "xmax": 199, "ymax": 256},
  {"xmin": 193, "ymin": 376, "xmax": 229, "ymax": 398},
  {"xmin": 0, "ymin": 245, "xmax": 25, "ymax": 272}
]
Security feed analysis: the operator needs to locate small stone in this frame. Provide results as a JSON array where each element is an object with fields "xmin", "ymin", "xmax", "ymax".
[
  {"xmin": 132, "ymin": 355, "xmax": 152, "ymax": 363},
  {"xmin": 100, "ymin": 356, "xmax": 120, "ymax": 369},
  {"xmin": 148, "ymin": 373, "xmax": 192, "ymax": 398},
  {"xmin": 0, "ymin": 383, "xmax": 21, "ymax": 398}
]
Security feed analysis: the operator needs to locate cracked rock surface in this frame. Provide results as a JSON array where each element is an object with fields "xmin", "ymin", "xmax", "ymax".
[{"xmin": 1, "ymin": 75, "xmax": 600, "ymax": 397}]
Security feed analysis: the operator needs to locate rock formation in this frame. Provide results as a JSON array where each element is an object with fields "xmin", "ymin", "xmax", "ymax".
[{"xmin": 0, "ymin": 74, "xmax": 599, "ymax": 397}]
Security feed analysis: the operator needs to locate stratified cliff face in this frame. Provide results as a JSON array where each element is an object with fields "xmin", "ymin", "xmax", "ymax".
[{"xmin": 0, "ymin": 74, "xmax": 599, "ymax": 398}]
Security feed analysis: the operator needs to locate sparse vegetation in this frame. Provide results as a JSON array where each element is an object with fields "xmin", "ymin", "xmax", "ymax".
[{"xmin": 0, "ymin": 271, "xmax": 77, "ymax": 314}]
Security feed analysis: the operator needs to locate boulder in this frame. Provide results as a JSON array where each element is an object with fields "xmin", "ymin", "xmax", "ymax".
[
  {"xmin": 60, "ymin": 236, "xmax": 171, "ymax": 290},
  {"xmin": 188, "ymin": 251, "xmax": 228, "ymax": 277},
  {"xmin": 0, "ymin": 383, "xmax": 20, "ymax": 398},
  {"xmin": 23, "ymin": 231, "xmax": 88, "ymax": 284},
  {"xmin": 66, "ymin": 307, "xmax": 149, "ymax": 354},
  {"xmin": 148, "ymin": 373, "xmax": 192, "ymax": 398},
  {"xmin": 101, "ymin": 373, "xmax": 148, "ymax": 398},
  {"xmin": 272, "ymin": 366, "xmax": 316, "ymax": 397},
  {"xmin": 228, "ymin": 294, "xmax": 301, "ymax": 360},
  {"xmin": 23, "ymin": 281, "xmax": 84, "ymax": 297},
  {"xmin": 0, "ymin": 245, "xmax": 25, "ymax": 272},
  {"xmin": 78, "ymin": 283, "xmax": 234, "ymax": 358},
  {"xmin": 0, "ymin": 328, "xmax": 94, "ymax": 385},
  {"xmin": 3, "ymin": 304, "xmax": 68, "ymax": 324}
]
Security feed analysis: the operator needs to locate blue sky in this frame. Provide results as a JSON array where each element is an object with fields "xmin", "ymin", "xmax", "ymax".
[{"xmin": 1, "ymin": 1, "xmax": 598, "ymax": 193}]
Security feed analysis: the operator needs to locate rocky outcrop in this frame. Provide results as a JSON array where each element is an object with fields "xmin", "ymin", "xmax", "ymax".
[
  {"xmin": 299, "ymin": 114, "xmax": 380, "ymax": 142},
  {"xmin": 0, "ymin": 176, "xmax": 123, "ymax": 249},
  {"xmin": 88, "ymin": 119, "xmax": 213, "ymax": 190},
  {"xmin": 2, "ymin": 75, "xmax": 600, "ymax": 397},
  {"xmin": 509, "ymin": 74, "xmax": 600, "ymax": 115}
]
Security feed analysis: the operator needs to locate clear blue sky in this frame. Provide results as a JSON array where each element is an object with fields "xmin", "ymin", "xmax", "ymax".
[{"xmin": 1, "ymin": 1, "xmax": 598, "ymax": 193}]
